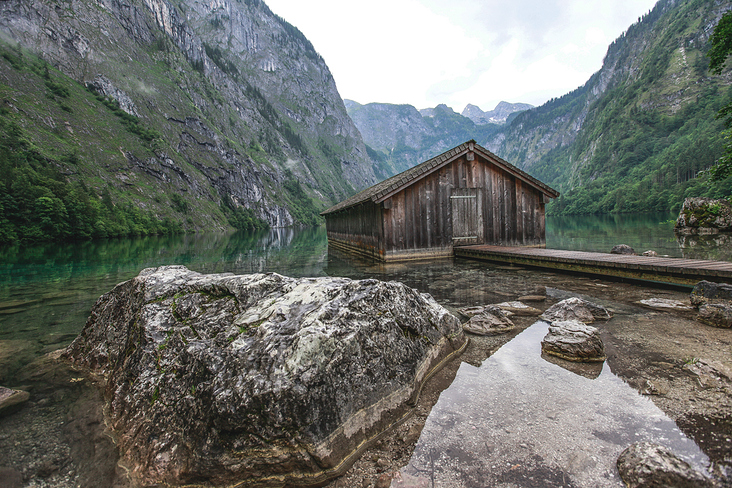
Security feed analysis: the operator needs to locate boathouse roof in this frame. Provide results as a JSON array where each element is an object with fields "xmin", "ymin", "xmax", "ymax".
[{"xmin": 321, "ymin": 140, "xmax": 559, "ymax": 215}]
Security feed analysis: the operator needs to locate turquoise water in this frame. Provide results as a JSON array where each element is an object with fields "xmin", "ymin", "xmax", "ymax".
[{"xmin": 1, "ymin": 213, "xmax": 728, "ymax": 383}]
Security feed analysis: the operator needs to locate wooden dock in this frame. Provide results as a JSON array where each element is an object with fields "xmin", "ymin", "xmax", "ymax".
[{"xmin": 454, "ymin": 245, "xmax": 732, "ymax": 286}]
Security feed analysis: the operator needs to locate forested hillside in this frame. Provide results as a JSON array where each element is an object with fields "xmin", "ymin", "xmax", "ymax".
[
  {"xmin": 486, "ymin": 0, "xmax": 732, "ymax": 215},
  {"xmin": 0, "ymin": 0, "xmax": 377, "ymax": 244}
]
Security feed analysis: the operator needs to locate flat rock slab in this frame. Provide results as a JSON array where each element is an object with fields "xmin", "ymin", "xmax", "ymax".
[
  {"xmin": 494, "ymin": 301, "xmax": 542, "ymax": 316},
  {"xmin": 636, "ymin": 298, "xmax": 693, "ymax": 312},
  {"xmin": 0, "ymin": 386, "xmax": 29, "ymax": 415},
  {"xmin": 541, "ymin": 319, "xmax": 606, "ymax": 363},
  {"xmin": 541, "ymin": 297, "xmax": 612, "ymax": 324},
  {"xmin": 63, "ymin": 266, "xmax": 465, "ymax": 487}
]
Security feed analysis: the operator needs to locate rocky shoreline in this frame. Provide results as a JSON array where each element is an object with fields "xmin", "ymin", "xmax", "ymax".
[{"xmin": 2, "ymin": 267, "xmax": 731, "ymax": 487}]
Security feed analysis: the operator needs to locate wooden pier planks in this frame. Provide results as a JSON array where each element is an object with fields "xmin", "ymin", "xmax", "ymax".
[{"xmin": 454, "ymin": 245, "xmax": 732, "ymax": 286}]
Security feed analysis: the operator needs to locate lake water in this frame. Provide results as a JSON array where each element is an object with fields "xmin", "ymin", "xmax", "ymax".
[{"xmin": 0, "ymin": 213, "xmax": 728, "ymax": 487}]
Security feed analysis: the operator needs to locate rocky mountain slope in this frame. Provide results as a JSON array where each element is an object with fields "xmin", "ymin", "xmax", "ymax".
[
  {"xmin": 461, "ymin": 101, "xmax": 533, "ymax": 125},
  {"xmin": 0, "ymin": 0, "xmax": 377, "ymax": 241},
  {"xmin": 344, "ymin": 101, "xmax": 528, "ymax": 177},
  {"xmin": 484, "ymin": 0, "xmax": 732, "ymax": 215}
]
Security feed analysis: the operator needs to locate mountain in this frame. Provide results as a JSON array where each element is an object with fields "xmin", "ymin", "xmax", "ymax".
[
  {"xmin": 0, "ymin": 0, "xmax": 377, "ymax": 242},
  {"xmin": 462, "ymin": 102, "xmax": 534, "ymax": 125},
  {"xmin": 484, "ymin": 0, "xmax": 732, "ymax": 215},
  {"xmin": 344, "ymin": 101, "xmax": 528, "ymax": 178}
]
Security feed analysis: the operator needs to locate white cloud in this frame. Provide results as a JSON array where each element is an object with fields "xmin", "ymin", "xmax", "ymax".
[{"xmin": 265, "ymin": 0, "xmax": 659, "ymax": 111}]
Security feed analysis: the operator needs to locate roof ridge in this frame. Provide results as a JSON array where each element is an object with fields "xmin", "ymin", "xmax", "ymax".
[{"xmin": 321, "ymin": 140, "xmax": 557, "ymax": 215}]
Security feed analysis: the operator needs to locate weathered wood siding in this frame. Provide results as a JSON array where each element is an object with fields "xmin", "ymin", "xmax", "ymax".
[
  {"xmin": 325, "ymin": 151, "xmax": 548, "ymax": 262},
  {"xmin": 324, "ymin": 201, "xmax": 384, "ymax": 260},
  {"xmin": 381, "ymin": 153, "xmax": 546, "ymax": 260}
]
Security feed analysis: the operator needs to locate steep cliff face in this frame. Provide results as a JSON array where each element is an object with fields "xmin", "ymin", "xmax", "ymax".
[
  {"xmin": 484, "ymin": 0, "xmax": 732, "ymax": 214},
  {"xmin": 0, "ymin": 0, "xmax": 376, "ymax": 233},
  {"xmin": 345, "ymin": 101, "xmax": 503, "ymax": 177}
]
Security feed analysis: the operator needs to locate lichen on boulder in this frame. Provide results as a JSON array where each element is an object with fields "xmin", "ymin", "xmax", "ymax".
[
  {"xmin": 675, "ymin": 197, "xmax": 732, "ymax": 235},
  {"xmin": 63, "ymin": 266, "xmax": 466, "ymax": 487}
]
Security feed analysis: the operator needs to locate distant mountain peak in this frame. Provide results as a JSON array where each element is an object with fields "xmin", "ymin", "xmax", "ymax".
[{"xmin": 461, "ymin": 101, "xmax": 533, "ymax": 125}]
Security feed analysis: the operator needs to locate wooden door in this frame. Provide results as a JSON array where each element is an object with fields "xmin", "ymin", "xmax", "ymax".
[{"xmin": 451, "ymin": 188, "xmax": 483, "ymax": 246}]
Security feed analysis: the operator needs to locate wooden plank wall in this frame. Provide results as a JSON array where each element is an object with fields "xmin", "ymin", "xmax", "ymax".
[
  {"xmin": 325, "ymin": 201, "xmax": 383, "ymax": 259},
  {"xmin": 325, "ymin": 152, "xmax": 548, "ymax": 261},
  {"xmin": 382, "ymin": 154, "xmax": 546, "ymax": 257}
]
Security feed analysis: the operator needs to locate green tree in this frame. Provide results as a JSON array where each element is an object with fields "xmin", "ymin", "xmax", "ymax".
[{"xmin": 706, "ymin": 11, "xmax": 732, "ymax": 181}]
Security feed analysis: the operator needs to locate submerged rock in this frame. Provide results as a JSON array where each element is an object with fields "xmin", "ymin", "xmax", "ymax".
[
  {"xmin": 540, "ymin": 297, "xmax": 612, "ymax": 324},
  {"xmin": 635, "ymin": 298, "xmax": 693, "ymax": 312},
  {"xmin": 0, "ymin": 386, "xmax": 29, "ymax": 416},
  {"xmin": 616, "ymin": 441, "xmax": 713, "ymax": 487},
  {"xmin": 540, "ymin": 320, "xmax": 606, "ymax": 362},
  {"xmin": 462, "ymin": 306, "xmax": 515, "ymax": 336},
  {"xmin": 675, "ymin": 197, "xmax": 732, "ymax": 235},
  {"xmin": 494, "ymin": 301, "xmax": 542, "ymax": 316},
  {"xmin": 63, "ymin": 265, "xmax": 465, "ymax": 487}
]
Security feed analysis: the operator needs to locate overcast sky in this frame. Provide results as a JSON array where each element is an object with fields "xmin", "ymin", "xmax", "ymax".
[{"xmin": 265, "ymin": 0, "xmax": 659, "ymax": 113}]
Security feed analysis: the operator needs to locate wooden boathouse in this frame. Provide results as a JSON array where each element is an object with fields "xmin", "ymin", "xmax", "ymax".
[{"xmin": 322, "ymin": 140, "xmax": 560, "ymax": 262}]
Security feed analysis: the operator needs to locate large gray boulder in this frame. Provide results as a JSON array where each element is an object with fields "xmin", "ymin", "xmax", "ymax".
[
  {"xmin": 541, "ymin": 320, "xmax": 606, "ymax": 362},
  {"xmin": 675, "ymin": 197, "xmax": 732, "ymax": 235},
  {"xmin": 63, "ymin": 266, "xmax": 465, "ymax": 487},
  {"xmin": 616, "ymin": 442, "xmax": 713, "ymax": 487}
]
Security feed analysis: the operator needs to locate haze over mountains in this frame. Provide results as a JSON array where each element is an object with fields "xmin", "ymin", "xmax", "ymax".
[
  {"xmin": 0, "ymin": 0, "xmax": 730, "ymax": 242},
  {"xmin": 345, "ymin": 100, "xmax": 531, "ymax": 177}
]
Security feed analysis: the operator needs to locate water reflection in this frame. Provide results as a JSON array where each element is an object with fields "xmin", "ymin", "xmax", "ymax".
[
  {"xmin": 0, "ymin": 228, "xmax": 328, "ymax": 383},
  {"xmin": 393, "ymin": 321, "xmax": 708, "ymax": 488}
]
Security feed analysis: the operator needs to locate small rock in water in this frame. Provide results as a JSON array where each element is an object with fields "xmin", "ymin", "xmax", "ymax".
[
  {"xmin": 540, "ymin": 297, "xmax": 612, "ymax": 324},
  {"xmin": 518, "ymin": 294, "xmax": 546, "ymax": 302},
  {"xmin": 642, "ymin": 250, "xmax": 659, "ymax": 257},
  {"xmin": 462, "ymin": 306, "xmax": 515, "ymax": 336},
  {"xmin": 690, "ymin": 280, "xmax": 732, "ymax": 328},
  {"xmin": 697, "ymin": 303, "xmax": 732, "ymax": 328},
  {"xmin": 0, "ymin": 386, "xmax": 30, "ymax": 416},
  {"xmin": 494, "ymin": 301, "xmax": 542, "ymax": 316},
  {"xmin": 456, "ymin": 305, "xmax": 489, "ymax": 318},
  {"xmin": 636, "ymin": 298, "xmax": 693, "ymax": 312},
  {"xmin": 611, "ymin": 244, "xmax": 636, "ymax": 255},
  {"xmin": 541, "ymin": 319, "xmax": 606, "ymax": 362},
  {"xmin": 616, "ymin": 441, "xmax": 713, "ymax": 487}
]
